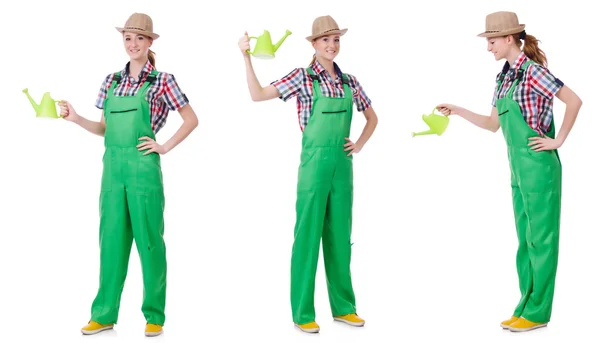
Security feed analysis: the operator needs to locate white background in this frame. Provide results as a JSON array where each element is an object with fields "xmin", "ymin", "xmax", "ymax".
[{"xmin": 0, "ymin": 0, "xmax": 597, "ymax": 342}]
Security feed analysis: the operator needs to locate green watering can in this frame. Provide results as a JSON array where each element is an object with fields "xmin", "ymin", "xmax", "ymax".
[
  {"xmin": 247, "ymin": 29, "xmax": 292, "ymax": 59},
  {"xmin": 22, "ymin": 88, "xmax": 63, "ymax": 119},
  {"xmin": 412, "ymin": 107, "xmax": 450, "ymax": 137}
]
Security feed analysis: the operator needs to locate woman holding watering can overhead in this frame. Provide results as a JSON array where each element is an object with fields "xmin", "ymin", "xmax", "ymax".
[
  {"xmin": 238, "ymin": 15, "xmax": 378, "ymax": 333},
  {"xmin": 437, "ymin": 11, "xmax": 582, "ymax": 332},
  {"xmin": 59, "ymin": 13, "xmax": 198, "ymax": 337}
]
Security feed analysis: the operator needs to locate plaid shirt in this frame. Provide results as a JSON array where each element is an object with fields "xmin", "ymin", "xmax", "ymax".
[
  {"xmin": 95, "ymin": 60, "xmax": 189, "ymax": 134},
  {"xmin": 271, "ymin": 60, "xmax": 372, "ymax": 131},
  {"xmin": 492, "ymin": 51, "xmax": 564, "ymax": 135}
]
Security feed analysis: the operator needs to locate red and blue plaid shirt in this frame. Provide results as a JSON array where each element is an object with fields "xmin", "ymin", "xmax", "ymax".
[
  {"xmin": 95, "ymin": 60, "xmax": 189, "ymax": 134},
  {"xmin": 492, "ymin": 51, "xmax": 564, "ymax": 135},
  {"xmin": 271, "ymin": 60, "xmax": 372, "ymax": 131}
]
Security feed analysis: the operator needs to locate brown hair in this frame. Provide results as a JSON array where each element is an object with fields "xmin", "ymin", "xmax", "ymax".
[
  {"xmin": 512, "ymin": 32, "xmax": 547, "ymax": 67},
  {"xmin": 309, "ymin": 53, "xmax": 316, "ymax": 66},
  {"xmin": 148, "ymin": 48, "xmax": 156, "ymax": 67}
]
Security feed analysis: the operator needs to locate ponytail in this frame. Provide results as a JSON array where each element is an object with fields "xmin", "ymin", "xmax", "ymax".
[
  {"xmin": 308, "ymin": 53, "xmax": 316, "ymax": 67},
  {"xmin": 513, "ymin": 32, "xmax": 547, "ymax": 67},
  {"xmin": 148, "ymin": 49, "xmax": 156, "ymax": 67}
]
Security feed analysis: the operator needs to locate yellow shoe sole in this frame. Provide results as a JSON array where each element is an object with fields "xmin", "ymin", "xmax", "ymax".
[
  {"xmin": 334, "ymin": 317, "xmax": 365, "ymax": 327},
  {"xmin": 294, "ymin": 324, "xmax": 320, "ymax": 333},
  {"xmin": 145, "ymin": 330, "xmax": 163, "ymax": 337},
  {"xmin": 81, "ymin": 325, "xmax": 114, "ymax": 335},
  {"xmin": 509, "ymin": 323, "xmax": 547, "ymax": 332}
]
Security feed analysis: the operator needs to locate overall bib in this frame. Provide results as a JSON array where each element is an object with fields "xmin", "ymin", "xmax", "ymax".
[
  {"xmin": 496, "ymin": 60, "xmax": 562, "ymax": 323},
  {"xmin": 90, "ymin": 70, "xmax": 167, "ymax": 326},
  {"xmin": 291, "ymin": 67, "xmax": 357, "ymax": 324}
]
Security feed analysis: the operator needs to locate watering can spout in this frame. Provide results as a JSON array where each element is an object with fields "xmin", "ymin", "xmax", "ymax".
[
  {"xmin": 273, "ymin": 29, "xmax": 292, "ymax": 52},
  {"xmin": 22, "ymin": 88, "xmax": 40, "ymax": 113},
  {"xmin": 412, "ymin": 129, "xmax": 436, "ymax": 137}
]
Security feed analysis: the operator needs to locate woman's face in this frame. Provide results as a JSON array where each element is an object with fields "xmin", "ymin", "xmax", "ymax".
[
  {"xmin": 312, "ymin": 34, "xmax": 340, "ymax": 62},
  {"xmin": 487, "ymin": 36, "xmax": 511, "ymax": 61},
  {"xmin": 123, "ymin": 32, "xmax": 152, "ymax": 60}
]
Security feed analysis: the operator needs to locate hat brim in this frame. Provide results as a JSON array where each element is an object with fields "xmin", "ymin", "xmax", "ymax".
[
  {"xmin": 306, "ymin": 28, "xmax": 348, "ymax": 41},
  {"xmin": 116, "ymin": 27, "xmax": 159, "ymax": 40},
  {"xmin": 477, "ymin": 24, "xmax": 525, "ymax": 38}
]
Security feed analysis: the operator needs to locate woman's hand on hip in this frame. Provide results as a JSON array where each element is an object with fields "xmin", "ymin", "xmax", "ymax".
[
  {"xmin": 138, "ymin": 136, "xmax": 167, "ymax": 155},
  {"xmin": 528, "ymin": 135, "xmax": 563, "ymax": 151},
  {"xmin": 344, "ymin": 137, "xmax": 363, "ymax": 156}
]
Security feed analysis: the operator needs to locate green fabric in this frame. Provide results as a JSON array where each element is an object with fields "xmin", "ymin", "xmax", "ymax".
[
  {"xmin": 291, "ymin": 67, "xmax": 357, "ymax": 324},
  {"xmin": 90, "ymin": 70, "xmax": 167, "ymax": 326},
  {"xmin": 496, "ymin": 60, "xmax": 562, "ymax": 323}
]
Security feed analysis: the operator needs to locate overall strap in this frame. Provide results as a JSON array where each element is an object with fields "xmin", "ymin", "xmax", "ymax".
[
  {"xmin": 136, "ymin": 69, "xmax": 159, "ymax": 98},
  {"xmin": 108, "ymin": 71, "xmax": 122, "ymax": 94},
  {"xmin": 506, "ymin": 60, "xmax": 533, "ymax": 99},
  {"xmin": 341, "ymin": 73, "xmax": 352, "ymax": 101},
  {"xmin": 307, "ymin": 67, "xmax": 323, "ymax": 98}
]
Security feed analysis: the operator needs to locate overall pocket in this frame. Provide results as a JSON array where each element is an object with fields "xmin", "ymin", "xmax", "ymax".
[
  {"xmin": 322, "ymin": 109, "xmax": 347, "ymax": 114},
  {"xmin": 109, "ymin": 108, "xmax": 137, "ymax": 114}
]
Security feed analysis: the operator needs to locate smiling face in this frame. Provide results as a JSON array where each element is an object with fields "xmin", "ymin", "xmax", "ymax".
[
  {"xmin": 123, "ymin": 32, "xmax": 153, "ymax": 61},
  {"xmin": 312, "ymin": 34, "xmax": 340, "ymax": 62},
  {"xmin": 486, "ymin": 36, "xmax": 512, "ymax": 61}
]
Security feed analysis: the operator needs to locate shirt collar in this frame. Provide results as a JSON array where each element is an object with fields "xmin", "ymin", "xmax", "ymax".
[
  {"xmin": 510, "ymin": 51, "xmax": 528, "ymax": 71},
  {"xmin": 310, "ymin": 59, "xmax": 343, "ymax": 81},
  {"xmin": 122, "ymin": 60, "xmax": 155, "ymax": 82}
]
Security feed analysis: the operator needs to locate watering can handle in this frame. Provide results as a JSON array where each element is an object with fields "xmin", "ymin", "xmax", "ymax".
[
  {"xmin": 246, "ymin": 36, "xmax": 258, "ymax": 54},
  {"xmin": 54, "ymin": 100, "xmax": 65, "ymax": 117}
]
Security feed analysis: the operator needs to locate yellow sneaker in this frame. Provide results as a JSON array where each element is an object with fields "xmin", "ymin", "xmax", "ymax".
[
  {"xmin": 81, "ymin": 320, "xmax": 114, "ymax": 335},
  {"xmin": 334, "ymin": 313, "xmax": 365, "ymax": 327},
  {"xmin": 145, "ymin": 323, "xmax": 163, "ymax": 337},
  {"xmin": 500, "ymin": 316, "xmax": 519, "ymax": 329},
  {"xmin": 295, "ymin": 321, "xmax": 320, "ymax": 333},
  {"xmin": 509, "ymin": 317, "xmax": 547, "ymax": 332}
]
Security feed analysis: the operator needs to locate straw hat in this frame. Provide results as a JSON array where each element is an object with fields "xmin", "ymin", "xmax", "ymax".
[
  {"xmin": 306, "ymin": 15, "xmax": 348, "ymax": 41},
  {"xmin": 477, "ymin": 11, "xmax": 525, "ymax": 38},
  {"xmin": 116, "ymin": 13, "xmax": 160, "ymax": 40}
]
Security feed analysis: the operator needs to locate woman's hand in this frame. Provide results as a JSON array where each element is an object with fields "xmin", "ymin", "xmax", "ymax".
[
  {"xmin": 58, "ymin": 100, "xmax": 81, "ymax": 122},
  {"xmin": 137, "ymin": 136, "xmax": 168, "ymax": 155},
  {"xmin": 528, "ymin": 135, "xmax": 563, "ymax": 152},
  {"xmin": 344, "ymin": 137, "xmax": 363, "ymax": 156},
  {"xmin": 436, "ymin": 103, "xmax": 464, "ymax": 116},
  {"xmin": 239, "ymin": 32, "xmax": 251, "ymax": 55}
]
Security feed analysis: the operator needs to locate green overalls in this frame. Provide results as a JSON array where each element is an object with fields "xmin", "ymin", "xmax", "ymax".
[
  {"xmin": 290, "ymin": 67, "xmax": 357, "ymax": 324},
  {"xmin": 496, "ymin": 60, "xmax": 562, "ymax": 323},
  {"xmin": 90, "ymin": 70, "xmax": 167, "ymax": 326}
]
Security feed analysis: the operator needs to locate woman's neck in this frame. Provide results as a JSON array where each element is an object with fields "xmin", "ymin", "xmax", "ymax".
[
  {"xmin": 506, "ymin": 46, "xmax": 522, "ymax": 67},
  {"xmin": 128, "ymin": 58, "xmax": 146, "ymax": 81},
  {"xmin": 316, "ymin": 56, "xmax": 336, "ymax": 80}
]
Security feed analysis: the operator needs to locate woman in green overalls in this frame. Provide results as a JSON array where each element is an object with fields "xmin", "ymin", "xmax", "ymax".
[
  {"xmin": 437, "ymin": 11, "xmax": 582, "ymax": 332},
  {"xmin": 58, "ymin": 13, "xmax": 198, "ymax": 337},
  {"xmin": 238, "ymin": 15, "xmax": 378, "ymax": 333}
]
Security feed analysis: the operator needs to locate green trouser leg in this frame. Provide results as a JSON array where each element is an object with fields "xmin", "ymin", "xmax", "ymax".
[
  {"xmin": 511, "ymin": 170, "xmax": 561, "ymax": 323},
  {"xmin": 322, "ymin": 151, "xmax": 356, "ymax": 316},
  {"xmin": 291, "ymin": 148, "xmax": 332, "ymax": 325},
  {"xmin": 91, "ymin": 187, "xmax": 134, "ymax": 325},
  {"xmin": 496, "ymin": 60, "xmax": 562, "ymax": 323},
  {"xmin": 128, "ymin": 188, "xmax": 167, "ymax": 326}
]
